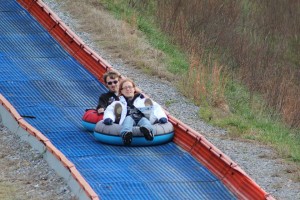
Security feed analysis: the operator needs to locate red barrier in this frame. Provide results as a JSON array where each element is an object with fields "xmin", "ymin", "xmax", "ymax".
[
  {"xmin": 17, "ymin": 0, "xmax": 35, "ymax": 9},
  {"xmin": 28, "ymin": 1, "xmax": 57, "ymax": 30}
]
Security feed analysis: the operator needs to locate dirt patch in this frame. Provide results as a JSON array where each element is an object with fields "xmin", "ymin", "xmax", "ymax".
[
  {"xmin": 0, "ymin": 124, "xmax": 75, "ymax": 200},
  {"xmin": 56, "ymin": 0, "xmax": 174, "ymax": 81}
]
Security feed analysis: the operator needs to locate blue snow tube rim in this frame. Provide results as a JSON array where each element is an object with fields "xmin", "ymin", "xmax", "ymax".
[
  {"xmin": 82, "ymin": 121, "xmax": 97, "ymax": 132},
  {"xmin": 93, "ymin": 121, "xmax": 174, "ymax": 146}
]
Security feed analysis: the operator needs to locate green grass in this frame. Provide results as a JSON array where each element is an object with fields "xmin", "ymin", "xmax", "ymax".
[
  {"xmin": 200, "ymin": 81, "xmax": 300, "ymax": 162},
  {"xmin": 99, "ymin": 0, "xmax": 300, "ymax": 164},
  {"xmin": 99, "ymin": 0, "xmax": 189, "ymax": 74}
]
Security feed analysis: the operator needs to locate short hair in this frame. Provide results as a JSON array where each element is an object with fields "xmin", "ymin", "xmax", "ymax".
[
  {"xmin": 118, "ymin": 78, "xmax": 136, "ymax": 95},
  {"xmin": 103, "ymin": 71, "xmax": 121, "ymax": 83}
]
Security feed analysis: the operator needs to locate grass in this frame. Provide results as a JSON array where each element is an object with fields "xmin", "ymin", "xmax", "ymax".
[
  {"xmin": 98, "ymin": 0, "xmax": 300, "ymax": 164},
  {"xmin": 200, "ymin": 81, "xmax": 300, "ymax": 162},
  {"xmin": 100, "ymin": 0, "xmax": 189, "ymax": 74}
]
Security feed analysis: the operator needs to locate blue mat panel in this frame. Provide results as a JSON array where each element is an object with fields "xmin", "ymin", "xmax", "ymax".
[
  {"xmin": 10, "ymin": 57, "xmax": 98, "ymax": 81},
  {"xmin": 0, "ymin": 12, "xmax": 44, "ymax": 34},
  {"xmin": 0, "ymin": 33, "xmax": 69, "ymax": 57},
  {"xmin": 0, "ymin": 1, "xmax": 236, "ymax": 199},
  {"xmin": 0, "ymin": 0, "xmax": 23, "ymax": 11}
]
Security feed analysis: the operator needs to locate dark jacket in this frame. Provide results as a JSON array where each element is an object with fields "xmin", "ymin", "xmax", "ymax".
[
  {"xmin": 96, "ymin": 91, "xmax": 119, "ymax": 110},
  {"xmin": 124, "ymin": 93, "xmax": 144, "ymax": 121}
]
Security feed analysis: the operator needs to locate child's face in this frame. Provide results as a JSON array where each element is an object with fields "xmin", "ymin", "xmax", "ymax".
[{"xmin": 121, "ymin": 81, "xmax": 135, "ymax": 98}]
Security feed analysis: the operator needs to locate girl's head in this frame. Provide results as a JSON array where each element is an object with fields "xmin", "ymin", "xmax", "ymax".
[{"xmin": 119, "ymin": 79, "xmax": 136, "ymax": 98}]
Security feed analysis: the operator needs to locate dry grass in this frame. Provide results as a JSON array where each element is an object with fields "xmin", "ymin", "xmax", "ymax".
[
  {"xmin": 178, "ymin": 53, "xmax": 229, "ymax": 111},
  {"xmin": 59, "ymin": 0, "xmax": 175, "ymax": 80},
  {"xmin": 0, "ymin": 183, "xmax": 18, "ymax": 200},
  {"xmin": 57, "ymin": 0, "xmax": 300, "ymax": 128},
  {"xmin": 154, "ymin": 0, "xmax": 300, "ymax": 128}
]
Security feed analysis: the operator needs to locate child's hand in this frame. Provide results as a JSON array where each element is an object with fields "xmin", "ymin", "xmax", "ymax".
[
  {"xmin": 97, "ymin": 108, "xmax": 104, "ymax": 114},
  {"xmin": 103, "ymin": 118, "xmax": 113, "ymax": 125},
  {"xmin": 158, "ymin": 117, "xmax": 168, "ymax": 124}
]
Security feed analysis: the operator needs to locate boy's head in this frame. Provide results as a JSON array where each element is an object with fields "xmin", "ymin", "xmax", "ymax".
[{"xmin": 103, "ymin": 71, "xmax": 121, "ymax": 93}]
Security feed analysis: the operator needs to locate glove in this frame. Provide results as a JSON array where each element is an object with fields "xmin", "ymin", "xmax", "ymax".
[
  {"xmin": 103, "ymin": 118, "xmax": 113, "ymax": 125},
  {"xmin": 158, "ymin": 117, "xmax": 168, "ymax": 124}
]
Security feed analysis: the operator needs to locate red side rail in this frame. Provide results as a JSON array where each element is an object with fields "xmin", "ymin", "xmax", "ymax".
[{"xmin": 17, "ymin": 0, "xmax": 275, "ymax": 199}]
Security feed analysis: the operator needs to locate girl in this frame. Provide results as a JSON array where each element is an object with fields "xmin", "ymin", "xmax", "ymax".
[{"xmin": 103, "ymin": 79, "xmax": 168, "ymax": 145}]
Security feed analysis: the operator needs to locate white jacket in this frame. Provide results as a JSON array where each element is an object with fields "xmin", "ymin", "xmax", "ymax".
[{"xmin": 104, "ymin": 94, "xmax": 167, "ymax": 125}]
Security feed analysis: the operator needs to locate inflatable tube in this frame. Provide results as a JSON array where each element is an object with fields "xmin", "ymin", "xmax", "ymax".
[
  {"xmin": 94, "ymin": 121, "xmax": 174, "ymax": 146},
  {"xmin": 82, "ymin": 109, "xmax": 103, "ymax": 132}
]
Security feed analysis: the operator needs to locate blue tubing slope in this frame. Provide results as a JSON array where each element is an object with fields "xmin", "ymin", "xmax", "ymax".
[{"xmin": 0, "ymin": 1, "xmax": 236, "ymax": 199}]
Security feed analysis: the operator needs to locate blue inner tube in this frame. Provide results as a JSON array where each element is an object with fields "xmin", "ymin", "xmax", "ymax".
[
  {"xmin": 82, "ymin": 121, "xmax": 97, "ymax": 132},
  {"xmin": 94, "ymin": 121, "xmax": 174, "ymax": 146}
]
